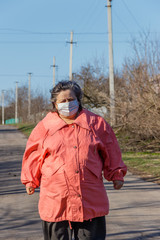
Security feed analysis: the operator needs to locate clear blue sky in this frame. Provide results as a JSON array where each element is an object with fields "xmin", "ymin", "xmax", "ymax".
[{"xmin": 0, "ymin": 0, "xmax": 160, "ymax": 99}]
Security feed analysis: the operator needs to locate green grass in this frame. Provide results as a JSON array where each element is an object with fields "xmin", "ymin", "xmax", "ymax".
[
  {"xmin": 122, "ymin": 152, "xmax": 160, "ymax": 184},
  {"xmin": 13, "ymin": 123, "xmax": 36, "ymax": 137}
]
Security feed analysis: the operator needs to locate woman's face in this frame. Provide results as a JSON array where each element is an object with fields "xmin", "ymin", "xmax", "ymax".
[
  {"xmin": 55, "ymin": 89, "xmax": 77, "ymax": 105},
  {"xmin": 55, "ymin": 89, "xmax": 78, "ymax": 118}
]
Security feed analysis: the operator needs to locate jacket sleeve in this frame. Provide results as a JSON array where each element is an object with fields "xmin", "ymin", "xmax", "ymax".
[
  {"xmin": 21, "ymin": 121, "xmax": 47, "ymax": 188},
  {"xmin": 98, "ymin": 120, "xmax": 127, "ymax": 182}
]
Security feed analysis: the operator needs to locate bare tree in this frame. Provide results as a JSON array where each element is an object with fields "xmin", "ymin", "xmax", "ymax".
[
  {"xmin": 2, "ymin": 84, "xmax": 50, "ymax": 124},
  {"xmin": 31, "ymin": 88, "xmax": 49, "ymax": 123},
  {"xmin": 73, "ymin": 64, "xmax": 108, "ymax": 107},
  {"xmin": 114, "ymin": 34, "xmax": 160, "ymax": 151}
]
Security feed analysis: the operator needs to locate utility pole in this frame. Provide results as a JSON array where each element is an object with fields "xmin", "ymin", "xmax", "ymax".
[
  {"xmin": 67, "ymin": 31, "xmax": 77, "ymax": 81},
  {"xmin": 106, "ymin": 0, "xmax": 115, "ymax": 126},
  {"xmin": 15, "ymin": 81, "xmax": 18, "ymax": 123},
  {"xmin": 28, "ymin": 73, "xmax": 32, "ymax": 122},
  {"xmin": 1, "ymin": 90, "xmax": 4, "ymax": 125},
  {"xmin": 50, "ymin": 56, "xmax": 58, "ymax": 87}
]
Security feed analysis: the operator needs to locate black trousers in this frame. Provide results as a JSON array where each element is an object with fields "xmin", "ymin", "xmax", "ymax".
[{"xmin": 42, "ymin": 216, "xmax": 106, "ymax": 240}]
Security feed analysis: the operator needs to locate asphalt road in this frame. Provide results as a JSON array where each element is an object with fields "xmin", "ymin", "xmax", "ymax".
[{"xmin": 0, "ymin": 125, "xmax": 160, "ymax": 240}]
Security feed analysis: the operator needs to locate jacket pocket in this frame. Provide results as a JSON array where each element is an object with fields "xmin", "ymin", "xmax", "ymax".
[
  {"xmin": 82, "ymin": 158, "xmax": 103, "ymax": 182},
  {"xmin": 41, "ymin": 158, "xmax": 64, "ymax": 178}
]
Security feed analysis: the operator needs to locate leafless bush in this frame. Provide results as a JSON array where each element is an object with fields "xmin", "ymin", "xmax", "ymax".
[{"xmin": 114, "ymin": 34, "xmax": 160, "ymax": 150}]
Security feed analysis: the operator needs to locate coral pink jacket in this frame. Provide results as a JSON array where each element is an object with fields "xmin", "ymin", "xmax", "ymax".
[{"xmin": 21, "ymin": 109, "xmax": 127, "ymax": 222}]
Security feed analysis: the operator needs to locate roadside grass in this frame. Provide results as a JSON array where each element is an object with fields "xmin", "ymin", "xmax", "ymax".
[
  {"xmin": 13, "ymin": 123, "xmax": 160, "ymax": 184},
  {"xmin": 122, "ymin": 152, "xmax": 160, "ymax": 184},
  {"xmin": 13, "ymin": 123, "xmax": 36, "ymax": 137}
]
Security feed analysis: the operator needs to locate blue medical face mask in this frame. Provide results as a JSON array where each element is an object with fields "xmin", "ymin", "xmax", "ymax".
[{"xmin": 57, "ymin": 99, "xmax": 79, "ymax": 117}]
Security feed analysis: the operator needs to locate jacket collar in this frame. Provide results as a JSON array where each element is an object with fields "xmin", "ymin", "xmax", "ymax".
[
  {"xmin": 74, "ymin": 109, "xmax": 92, "ymax": 130},
  {"xmin": 43, "ymin": 109, "xmax": 93, "ymax": 135}
]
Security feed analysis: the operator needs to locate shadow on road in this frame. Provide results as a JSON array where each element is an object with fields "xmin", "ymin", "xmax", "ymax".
[
  {"xmin": 0, "ymin": 197, "xmax": 42, "ymax": 239},
  {"xmin": 0, "ymin": 144, "xmax": 26, "ymax": 196},
  {"xmin": 107, "ymin": 229, "xmax": 160, "ymax": 240},
  {"xmin": 0, "ymin": 129, "xmax": 18, "ymax": 132},
  {"xmin": 104, "ymin": 179, "xmax": 160, "ymax": 191}
]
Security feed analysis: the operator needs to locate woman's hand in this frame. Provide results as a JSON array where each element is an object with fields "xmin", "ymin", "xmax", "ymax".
[
  {"xmin": 26, "ymin": 186, "xmax": 35, "ymax": 195},
  {"xmin": 113, "ymin": 180, "xmax": 124, "ymax": 190}
]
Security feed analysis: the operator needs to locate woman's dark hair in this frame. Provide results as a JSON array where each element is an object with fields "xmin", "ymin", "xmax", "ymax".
[{"xmin": 50, "ymin": 81, "xmax": 83, "ymax": 112}]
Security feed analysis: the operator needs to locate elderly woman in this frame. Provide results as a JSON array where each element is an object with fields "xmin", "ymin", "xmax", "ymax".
[{"xmin": 21, "ymin": 81, "xmax": 127, "ymax": 240}]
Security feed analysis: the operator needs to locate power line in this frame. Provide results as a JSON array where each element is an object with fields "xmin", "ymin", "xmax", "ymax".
[
  {"xmin": 76, "ymin": 0, "xmax": 100, "ymax": 33},
  {"xmin": 0, "ymin": 40, "xmax": 130, "ymax": 44},
  {"xmin": 0, "ymin": 74, "xmax": 52, "ymax": 78},
  {"xmin": 0, "ymin": 29, "xmax": 159, "ymax": 36},
  {"xmin": 76, "ymin": 40, "xmax": 130, "ymax": 43},
  {"xmin": 122, "ymin": 0, "xmax": 144, "ymax": 32},
  {"xmin": 72, "ymin": 0, "xmax": 94, "ymax": 32},
  {"xmin": 75, "ymin": 32, "xmax": 108, "ymax": 35},
  {"xmin": 0, "ymin": 30, "xmax": 107, "ymax": 35},
  {"xmin": 83, "ymin": 0, "xmax": 103, "ymax": 33},
  {"xmin": 0, "ymin": 28, "xmax": 70, "ymax": 35},
  {"xmin": 0, "ymin": 28, "xmax": 109, "ymax": 35},
  {"xmin": 0, "ymin": 41, "xmax": 65, "ymax": 44},
  {"xmin": 114, "ymin": 9, "xmax": 132, "ymax": 34}
]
